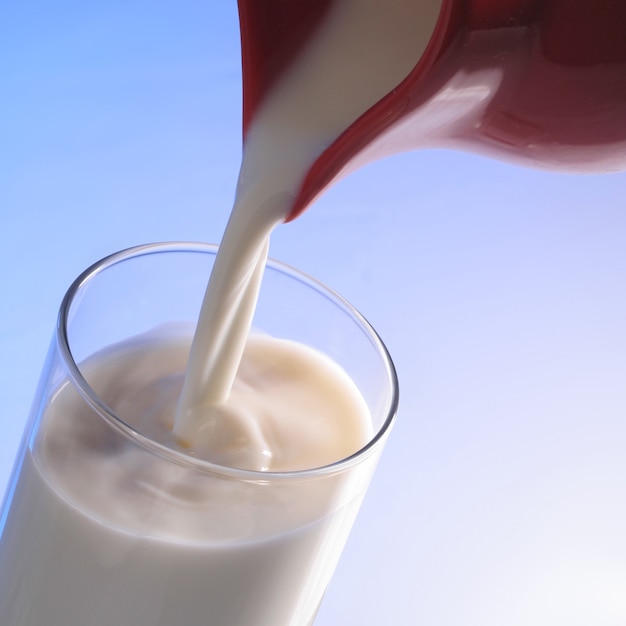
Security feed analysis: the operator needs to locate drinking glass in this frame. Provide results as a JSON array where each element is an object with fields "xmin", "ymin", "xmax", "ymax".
[{"xmin": 0, "ymin": 242, "xmax": 398, "ymax": 625}]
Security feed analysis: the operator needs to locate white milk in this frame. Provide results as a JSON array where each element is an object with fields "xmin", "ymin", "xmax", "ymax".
[
  {"xmin": 1, "ymin": 0, "xmax": 433, "ymax": 622},
  {"xmin": 175, "ymin": 0, "xmax": 442, "ymax": 433},
  {"xmin": 0, "ymin": 332, "xmax": 374, "ymax": 625}
]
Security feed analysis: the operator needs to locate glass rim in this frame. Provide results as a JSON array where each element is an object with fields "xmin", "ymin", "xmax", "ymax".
[{"xmin": 56, "ymin": 241, "xmax": 399, "ymax": 482}]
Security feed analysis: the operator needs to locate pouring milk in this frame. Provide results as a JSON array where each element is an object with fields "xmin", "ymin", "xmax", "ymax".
[
  {"xmin": 2, "ymin": 1, "xmax": 626, "ymax": 624},
  {"xmin": 2, "ymin": 3, "xmax": 442, "ymax": 624},
  {"xmin": 179, "ymin": 0, "xmax": 626, "ymax": 448},
  {"xmin": 175, "ymin": 0, "xmax": 442, "ymax": 447}
]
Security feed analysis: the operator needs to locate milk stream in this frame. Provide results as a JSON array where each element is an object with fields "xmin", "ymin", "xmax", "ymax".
[{"xmin": 175, "ymin": 0, "xmax": 440, "ymax": 441}]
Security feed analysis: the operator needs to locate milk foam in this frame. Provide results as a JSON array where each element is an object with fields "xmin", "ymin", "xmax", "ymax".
[{"xmin": 74, "ymin": 330, "xmax": 372, "ymax": 473}]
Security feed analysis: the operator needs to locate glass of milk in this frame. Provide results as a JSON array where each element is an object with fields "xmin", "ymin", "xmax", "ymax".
[{"xmin": 0, "ymin": 242, "xmax": 398, "ymax": 626}]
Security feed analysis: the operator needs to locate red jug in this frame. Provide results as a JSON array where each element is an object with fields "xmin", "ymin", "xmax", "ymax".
[{"xmin": 237, "ymin": 0, "xmax": 626, "ymax": 220}]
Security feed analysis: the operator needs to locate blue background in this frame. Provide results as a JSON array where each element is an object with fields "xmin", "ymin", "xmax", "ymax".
[{"xmin": 2, "ymin": 3, "xmax": 626, "ymax": 624}]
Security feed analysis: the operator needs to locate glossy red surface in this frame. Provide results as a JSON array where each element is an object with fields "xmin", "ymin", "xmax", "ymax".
[{"xmin": 237, "ymin": 0, "xmax": 626, "ymax": 220}]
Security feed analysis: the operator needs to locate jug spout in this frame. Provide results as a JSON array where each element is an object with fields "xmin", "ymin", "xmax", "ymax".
[{"xmin": 237, "ymin": 0, "xmax": 626, "ymax": 220}]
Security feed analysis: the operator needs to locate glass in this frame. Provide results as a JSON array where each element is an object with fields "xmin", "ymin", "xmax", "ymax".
[{"xmin": 0, "ymin": 242, "xmax": 398, "ymax": 625}]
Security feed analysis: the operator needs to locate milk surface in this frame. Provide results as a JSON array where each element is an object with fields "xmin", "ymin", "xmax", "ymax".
[{"xmin": 0, "ymin": 331, "xmax": 374, "ymax": 625}]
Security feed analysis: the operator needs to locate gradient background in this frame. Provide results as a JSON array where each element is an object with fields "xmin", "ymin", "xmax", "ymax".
[{"xmin": 2, "ymin": 2, "xmax": 626, "ymax": 624}]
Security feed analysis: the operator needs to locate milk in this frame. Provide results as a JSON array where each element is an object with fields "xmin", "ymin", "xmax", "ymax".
[
  {"xmin": 175, "ymin": 0, "xmax": 441, "ymax": 431},
  {"xmin": 0, "ymin": 455, "xmax": 368, "ymax": 625},
  {"xmin": 0, "ymin": 0, "xmax": 423, "ymax": 622},
  {"xmin": 0, "ymin": 330, "xmax": 376, "ymax": 625}
]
